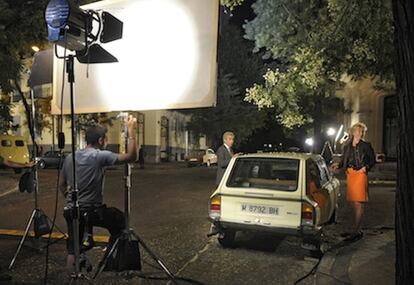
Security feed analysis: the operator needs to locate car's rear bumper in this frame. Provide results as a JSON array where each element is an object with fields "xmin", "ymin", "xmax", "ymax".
[
  {"xmin": 186, "ymin": 160, "xmax": 202, "ymax": 164},
  {"xmin": 210, "ymin": 219, "xmax": 320, "ymax": 237}
]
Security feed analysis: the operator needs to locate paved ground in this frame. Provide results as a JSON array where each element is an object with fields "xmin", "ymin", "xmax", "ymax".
[
  {"xmin": 0, "ymin": 163, "xmax": 395, "ymax": 284},
  {"xmin": 0, "ymin": 170, "xmax": 19, "ymax": 198}
]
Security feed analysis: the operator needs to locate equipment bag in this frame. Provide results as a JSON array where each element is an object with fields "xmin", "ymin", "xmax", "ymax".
[
  {"xmin": 104, "ymin": 237, "xmax": 141, "ymax": 272},
  {"xmin": 34, "ymin": 211, "xmax": 51, "ymax": 238}
]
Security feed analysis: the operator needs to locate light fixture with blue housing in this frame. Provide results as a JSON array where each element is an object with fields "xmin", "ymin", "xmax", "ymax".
[{"xmin": 45, "ymin": 0, "xmax": 123, "ymax": 63}]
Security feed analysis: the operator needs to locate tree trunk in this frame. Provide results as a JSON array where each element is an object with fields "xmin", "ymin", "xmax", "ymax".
[
  {"xmin": 392, "ymin": 1, "xmax": 414, "ymax": 284},
  {"xmin": 14, "ymin": 81, "xmax": 36, "ymax": 146}
]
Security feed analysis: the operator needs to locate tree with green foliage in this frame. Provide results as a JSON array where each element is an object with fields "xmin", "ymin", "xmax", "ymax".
[
  {"xmin": 0, "ymin": 0, "xmax": 48, "ymax": 94},
  {"xmin": 223, "ymin": 0, "xmax": 394, "ymax": 135},
  {"xmin": 0, "ymin": 96, "xmax": 17, "ymax": 132}
]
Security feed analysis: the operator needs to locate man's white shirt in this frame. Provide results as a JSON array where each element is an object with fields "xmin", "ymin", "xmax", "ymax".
[{"xmin": 224, "ymin": 143, "xmax": 233, "ymax": 155}]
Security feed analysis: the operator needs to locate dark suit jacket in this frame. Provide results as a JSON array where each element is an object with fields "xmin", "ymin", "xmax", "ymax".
[{"xmin": 216, "ymin": 144, "xmax": 233, "ymax": 185}]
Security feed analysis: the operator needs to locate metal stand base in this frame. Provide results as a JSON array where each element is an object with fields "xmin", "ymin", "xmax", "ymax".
[
  {"xmin": 93, "ymin": 228, "xmax": 178, "ymax": 285},
  {"xmin": 8, "ymin": 208, "xmax": 67, "ymax": 270},
  {"xmin": 69, "ymin": 273, "xmax": 95, "ymax": 285}
]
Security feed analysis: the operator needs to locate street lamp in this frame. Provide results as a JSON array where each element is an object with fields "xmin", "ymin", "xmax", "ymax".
[
  {"xmin": 305, "ymin": 137, "xmax": 314, "ymax": 146},
  {"xmin": 326, "ymin": 127, "xmax": 336, "ymax": 137},
  {"xmin": 305, "ymin": 137, "xmax": 314, "ymax": 153},
  {"xmin": 31, "ymin": 46, "xmax": 40, "ymax": 52}
]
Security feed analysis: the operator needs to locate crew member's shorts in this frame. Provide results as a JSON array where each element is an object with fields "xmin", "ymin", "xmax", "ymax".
[{"xmin": 63, "ymin": 205, "xmax": 125, "ymax": 254}]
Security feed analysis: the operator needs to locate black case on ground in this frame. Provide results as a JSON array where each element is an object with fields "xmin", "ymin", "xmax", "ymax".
[{"xmin": 104, "ymin": 238, "xmax": 141, "ymax": 272}]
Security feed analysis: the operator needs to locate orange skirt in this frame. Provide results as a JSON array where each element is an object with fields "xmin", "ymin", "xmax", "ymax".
[{"xmin": 346, "ymin": 168, "xmax": 369, "ymax": 202}]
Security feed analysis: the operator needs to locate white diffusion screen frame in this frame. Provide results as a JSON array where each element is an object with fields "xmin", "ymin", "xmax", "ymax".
[{"xmin": 51, "ymin": 0, "xmax": 219, "ymax": 114}]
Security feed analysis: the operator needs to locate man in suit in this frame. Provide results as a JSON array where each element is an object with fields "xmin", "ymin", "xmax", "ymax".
[{"xmin": 216, "ymin": 131, "xmax": 235, "ymax": 185}]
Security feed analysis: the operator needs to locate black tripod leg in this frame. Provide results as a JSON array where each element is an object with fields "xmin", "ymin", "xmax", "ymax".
[
  {"xmin": 46, "ymin": 215, "xmax": 68, "ymax": 237},
  {"xmin": 9, "ymin": 209, "xmax": 37, "ymax": 269},
  {"xmin": 93, "ymin": 236, "xmax": 121, "ymax": 279},
  {"xmin": 40, "ymin": 215, "xmax": 68, "ymax": 249},
  {"xmin": 131, "ymin": 231, "xmax": 179, "ymax": 285}
]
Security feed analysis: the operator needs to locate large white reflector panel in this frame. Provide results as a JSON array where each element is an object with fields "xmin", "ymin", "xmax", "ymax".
[{"xmin": 51, "ymin": 0, "xmax": 219, "ymax": 114}]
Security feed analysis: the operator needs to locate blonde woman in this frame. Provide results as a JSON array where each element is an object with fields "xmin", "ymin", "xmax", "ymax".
[{"xmin": 333, "ymin": 122, "xmax": 375, "ymax": 241}]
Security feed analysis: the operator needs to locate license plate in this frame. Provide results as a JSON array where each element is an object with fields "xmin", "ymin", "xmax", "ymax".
[{"xmin": 241, "ymin": 204, "xmax": 279, "ymax": 216}]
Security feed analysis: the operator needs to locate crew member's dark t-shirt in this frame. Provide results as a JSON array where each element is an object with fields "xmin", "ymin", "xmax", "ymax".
[{"xmin": 62, "ymin": 148, "xmax": 118, "ymax": 208}]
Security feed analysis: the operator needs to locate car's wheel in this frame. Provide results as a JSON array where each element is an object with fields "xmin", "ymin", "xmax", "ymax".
[
  {"xmin": 39, "ymin": 160, "xmax": 46, "ymax": 169},
  {"xmin": 218, "ymin": 229, "xmax": 236, "ymax": 248}
]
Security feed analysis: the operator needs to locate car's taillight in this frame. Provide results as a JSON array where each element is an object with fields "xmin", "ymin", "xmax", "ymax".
[
  {"xmin": 209, "ymin": 195, "xmax": 221, "ymax": 219},
  {"xmin": 301, "ymin": 202, "xmax": 314, "ymax": 226}
]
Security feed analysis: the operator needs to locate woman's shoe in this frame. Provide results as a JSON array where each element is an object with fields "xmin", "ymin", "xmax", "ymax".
[
  {"xmin": 340, "ymin": 231, "xmax": 353, "ymax": 237},
  {"xmin": 344, "ymin": 231, "xmax": 364, "ymax": 242}
]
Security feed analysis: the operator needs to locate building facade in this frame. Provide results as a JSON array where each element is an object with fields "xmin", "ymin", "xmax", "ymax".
[
  {"xmin": 4, "ymin": 77, "xmax": 206, "ymax": 163},
  {"xmin": 336, "ymin": 77, "xmax": 397, "ymax": 160}
]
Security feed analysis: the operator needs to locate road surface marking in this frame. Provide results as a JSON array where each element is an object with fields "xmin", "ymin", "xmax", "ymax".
[{"xmin": 0, "ymin": 229, "xmax": 109, "ymax": 243}]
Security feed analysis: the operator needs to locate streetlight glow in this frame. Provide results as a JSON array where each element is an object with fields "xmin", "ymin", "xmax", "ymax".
[
  {"xmin": 31, "ymin": 46, "xmax": 40, "ymax": 52},
  {"xmin": 327, "ymin": 127, "xmax": 336, "ymax": 137},
  {"xmin": 305, "ymin": 137, "xmax": 314, "ymax": 146}
]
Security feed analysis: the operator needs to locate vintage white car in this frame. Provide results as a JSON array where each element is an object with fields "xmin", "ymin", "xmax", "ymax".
[
  {"xmin": 185, "ymin": 148, "xmax": 217, "ymax": 167},
  {"xmin": 203, "ymin": 148, "xmax": 217, "ymax": 167},
  {"xmin": 208, "ymin": 152, "xmax": 340, "ymax": 253}
]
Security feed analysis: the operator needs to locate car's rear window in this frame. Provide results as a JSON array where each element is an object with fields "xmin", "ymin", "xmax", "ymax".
[
  {"xmin": 15, "ymin": 140, "xmax": 24, "ymax": 147},
  {"xmin": 226, "ymin": 158, "xmax": 300, "ymax": 191}
]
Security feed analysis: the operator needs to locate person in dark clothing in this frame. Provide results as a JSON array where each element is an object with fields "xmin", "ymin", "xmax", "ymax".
[
  {"xmin": 59, "ymin": 116, "xmax": 138, "ymax": 271},
  {"xmin": 216, "ymin": 131, "xmax": 237, "ymax": 185},
  {"xmin": 332, "ymin": 122, "xmax": 375, "ymax": 241}
]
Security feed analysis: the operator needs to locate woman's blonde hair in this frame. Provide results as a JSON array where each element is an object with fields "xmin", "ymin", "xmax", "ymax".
[{"xmin": 350, "ymin": 122, "xmax": 368, "ymax": 138}]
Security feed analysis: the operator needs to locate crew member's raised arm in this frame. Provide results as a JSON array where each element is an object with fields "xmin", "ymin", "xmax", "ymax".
[{"xmin": 117, "ymin": 115, "xmax": 138, "ymax": 164}]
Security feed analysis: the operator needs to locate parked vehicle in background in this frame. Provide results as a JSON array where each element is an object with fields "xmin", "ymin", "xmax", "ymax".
[
  {"xmin": 38, "ymin": 150, "xmax": 66, "ymax": 169},
  {"xmin": 0, "ymin": 135, "xmax": 30, "ymax": 173},
  {"xmin": 203, "ymin": 148, "xmax": 217, "ymax": 167},
  {"xmin": 208, "ymin": 152, "xmax": 340, "ymax": 255},
  {"xmin": 185, "ymin": 148, "xmax": 217, "ymax": 167}
]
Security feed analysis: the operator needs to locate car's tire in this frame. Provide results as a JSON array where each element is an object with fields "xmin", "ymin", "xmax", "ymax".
[
  {"xmin": 218, "ymin": 229, "xmax": 236, "ymax": 248},
  {"xmin": 39, "ymin": 160, "xmax": 46, "ymax": 169}
]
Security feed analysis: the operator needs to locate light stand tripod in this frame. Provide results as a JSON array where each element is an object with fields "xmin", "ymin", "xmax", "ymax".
[
  {"xmin": 8, "ymin": 88, "xmax": 67, "ymax": 270},
  {"xmin": 320, "ymin": 140, "xmax": 335, "ymax": 163},
  {"xmin": 63, "ymin": 55, "xmax": 94, "ymax": 285},
  {"xmin": 93, "ymin": 113, "xmax": 178, "ymax": 285}
]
